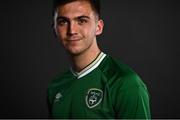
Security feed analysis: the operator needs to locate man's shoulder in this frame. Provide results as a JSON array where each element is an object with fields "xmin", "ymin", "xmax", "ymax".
[
  {"xmin": 100, "ymin": 55, "xmax": 146, "ymax": 89},
  {"xmin": 100, "ymin": 55, "xmax": 136, "ymax": 78}
]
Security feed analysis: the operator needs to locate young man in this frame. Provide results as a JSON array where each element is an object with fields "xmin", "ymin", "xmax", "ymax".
[{"xmin": 48, "ymin": 0, "xmax": 151, "ymax": 119}]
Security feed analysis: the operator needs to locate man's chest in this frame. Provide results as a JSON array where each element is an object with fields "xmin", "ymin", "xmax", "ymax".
[{"xmin": 51, "ymin": 74, "xmax": 115, "ymax": 118}]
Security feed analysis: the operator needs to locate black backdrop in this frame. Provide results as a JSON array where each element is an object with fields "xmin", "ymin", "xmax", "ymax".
[{"xmin": 1, "ymin": 0, "xmax": 180, "ymax": 118}]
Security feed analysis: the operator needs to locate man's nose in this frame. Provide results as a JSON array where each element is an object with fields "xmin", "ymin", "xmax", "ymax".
[{"xmin": 67, "ymin": 22, "xmax": 78, "ymax": 36}]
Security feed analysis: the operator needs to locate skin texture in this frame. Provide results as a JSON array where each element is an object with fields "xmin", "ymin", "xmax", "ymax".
[{"xmin": 54, "ymin": 0, "xmax": 104, "ymax": 71}]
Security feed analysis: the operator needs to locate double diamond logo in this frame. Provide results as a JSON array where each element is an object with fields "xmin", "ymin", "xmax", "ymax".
[
  {"xmin": 85, "ymin": 88, "xmax": 103, "ymax": 108},
  {"xmin": 54, "ymin": 92, "xmax": 62, "ymax": 102}
]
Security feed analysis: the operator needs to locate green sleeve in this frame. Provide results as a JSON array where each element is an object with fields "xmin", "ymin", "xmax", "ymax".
[{"xmin": 113, "ymin": 74, "xmax": 151, "ymax": 119}]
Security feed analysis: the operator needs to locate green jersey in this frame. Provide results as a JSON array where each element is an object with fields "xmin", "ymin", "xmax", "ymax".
[{"xmin": 48, "ymin": 52, "xmax": 151, "ymax": 119}]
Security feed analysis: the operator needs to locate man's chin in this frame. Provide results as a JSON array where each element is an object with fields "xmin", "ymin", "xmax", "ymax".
[
  {"xmin": 65, "ymin": 45, "xmax": 89, "ymax": 56},
  {"xmin": 67, "ymin": 49, "xmax": 83, "ymax": 56}
]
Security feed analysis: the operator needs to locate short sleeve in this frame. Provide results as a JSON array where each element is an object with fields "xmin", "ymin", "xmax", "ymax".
[{"xmin": 112, "ymin": 73, "xmax": 151, "ymax": 119}]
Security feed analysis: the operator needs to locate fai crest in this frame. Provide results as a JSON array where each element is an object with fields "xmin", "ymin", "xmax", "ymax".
[{"xmin": 86, "ymin": 88, "xmax": 103, "ymax": 108}]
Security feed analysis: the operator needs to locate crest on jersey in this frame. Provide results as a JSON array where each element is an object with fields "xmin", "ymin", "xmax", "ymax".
[{"xmin": 85, "ymin": 88, "xmax": 103, "ymax": 108}]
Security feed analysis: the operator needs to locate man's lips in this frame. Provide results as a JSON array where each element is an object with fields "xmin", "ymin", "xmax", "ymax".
[
  {"xmin": 67, "ymin": 39, "xmax": 81, "ymax": 41},
  {"xmin": 66, "ymin": 38, "xmax": 82, "ymax": 45},
  {"xmin": 66, "ymin": 37, "xmax": 82, "ymax": 41}
]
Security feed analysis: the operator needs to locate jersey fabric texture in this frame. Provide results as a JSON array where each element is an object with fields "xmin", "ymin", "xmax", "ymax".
[{"xmin": 47, "ymin": 52, "xmax": 151, "ymax": 119}]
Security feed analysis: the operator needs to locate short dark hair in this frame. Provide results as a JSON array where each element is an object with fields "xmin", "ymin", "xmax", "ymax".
[{"xmin": 53, "ymin": 0, "xmax": 101, "ymax": 18}]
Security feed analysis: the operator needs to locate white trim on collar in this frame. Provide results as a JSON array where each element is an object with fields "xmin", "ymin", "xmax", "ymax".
[{"xmin": 70, "ymin": 52, "xmax": 106, "ymax": 79}]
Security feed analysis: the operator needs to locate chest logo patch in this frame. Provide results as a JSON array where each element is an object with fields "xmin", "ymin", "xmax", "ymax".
[{"xmin": 86, "ymin": 88, "xmax": 103, "ymax": 108}]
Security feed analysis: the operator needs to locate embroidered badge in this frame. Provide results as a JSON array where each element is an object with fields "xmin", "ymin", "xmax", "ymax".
[{"xmin": 86, "ymin": 88, "xmax": 103, "ymax": 108}]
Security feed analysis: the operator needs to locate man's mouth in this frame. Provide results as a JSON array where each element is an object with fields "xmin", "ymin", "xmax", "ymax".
[
  {"xmin": 67, "ymin": 37, "xmax": 82, "ymax": 41},
  {"xmin": 66, "ymin": 38, "xmax": 82, "ymax": 46},
  {"xmin": 68, "ymin": 39, "xmax": 81, "ymax": 41}
]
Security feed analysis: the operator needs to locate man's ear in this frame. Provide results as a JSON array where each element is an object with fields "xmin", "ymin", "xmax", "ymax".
[
  {"xmin": 96, "ymin": 19, "xmax": 104, "ymax": 36},
  {"xmin": 53, "ymin": 29, "xmax": 57, "ymax": 38},
  {"xmin": 52, "ymin": 11, "xmax": 58, "ymax": 38},
  {"xmin": 52, "ymin": 22, "xmax": 57, "ymax": 38}
]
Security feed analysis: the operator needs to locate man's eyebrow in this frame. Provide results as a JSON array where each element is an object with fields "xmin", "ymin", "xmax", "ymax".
[
  {"xmin": 76, "ymin": 16, "xmax": 90, "ymax": 19},
  {"xmin": 56, "ymin": 15, "xmax": 90, "ymax": 21},
  {"xmin": 56, "ymin": 16, "xmax": 69, "ymax": 21}
]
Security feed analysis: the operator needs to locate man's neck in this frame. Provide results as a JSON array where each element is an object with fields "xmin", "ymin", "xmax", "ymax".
[{"xmin": 70, "ymin": 44, "xmax": 101, "ymax": 72}]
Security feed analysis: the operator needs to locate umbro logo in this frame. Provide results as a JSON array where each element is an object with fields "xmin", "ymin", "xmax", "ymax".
[{"xmin": 54, "ymin": 92, "xmax": 62, "ymax": 102}]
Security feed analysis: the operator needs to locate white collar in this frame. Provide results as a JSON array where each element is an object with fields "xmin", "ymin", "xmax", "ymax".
[{"xmin": 70, "ymin": 52, "xmax": 106, "ymax": 79}]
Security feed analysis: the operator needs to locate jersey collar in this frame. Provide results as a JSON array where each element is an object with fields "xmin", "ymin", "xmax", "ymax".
[{"xmin": 70, "ymin": 52, "xmax": 106, "ymax": 79}]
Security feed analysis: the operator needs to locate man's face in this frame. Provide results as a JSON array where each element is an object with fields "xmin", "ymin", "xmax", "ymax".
[{"xmin": 54, "ymin": 0, "xmax": 103, "ymax": 55}]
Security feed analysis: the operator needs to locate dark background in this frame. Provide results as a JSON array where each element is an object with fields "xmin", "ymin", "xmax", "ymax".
[{"xmin": 1, "ymin": 0, "xmax": 179, "ymax": 118}]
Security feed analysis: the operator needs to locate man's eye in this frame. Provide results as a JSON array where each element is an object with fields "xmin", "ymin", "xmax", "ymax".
[
  {"xmin": 78, "ymin": 19, "xmax": 87, "ymax": 24},
  {"xmin": 57, "ymin": 20, "xmax": 68, "ymax": 26}
]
